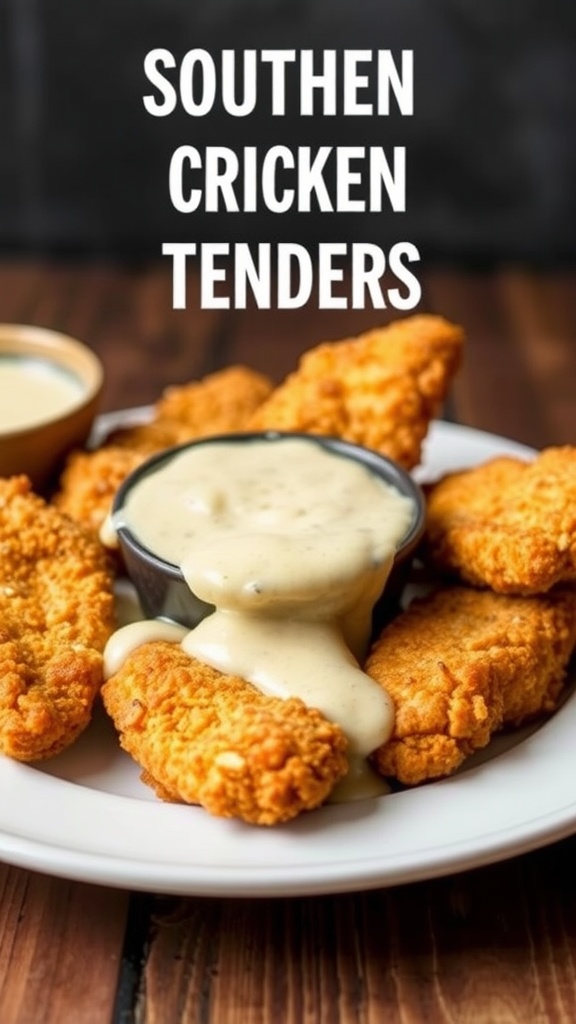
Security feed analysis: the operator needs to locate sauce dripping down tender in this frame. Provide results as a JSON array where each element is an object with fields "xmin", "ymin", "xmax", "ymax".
[
  {"xmin": 0, "ymin": 355, "xmax": 84, "ymax": 432},
  {"xmin": 106, "ymin": 438, "xmax": 415, "ymax": 802}
]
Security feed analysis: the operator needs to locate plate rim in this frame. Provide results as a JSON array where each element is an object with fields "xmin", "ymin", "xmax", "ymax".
[{"xmin": 1, "ymin": 415, "xmax": 574, "ymax": 897}]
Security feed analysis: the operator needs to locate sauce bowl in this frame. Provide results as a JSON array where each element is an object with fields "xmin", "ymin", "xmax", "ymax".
[
  {"xmin": 0, "ymin": 324, "xmax": 104, "ymax": 489},
  {"xmin": 112, "ymin": 432, "xmax": 426, "ymax": 633}
]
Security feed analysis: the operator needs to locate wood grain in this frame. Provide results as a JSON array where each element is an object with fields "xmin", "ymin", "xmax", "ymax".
[
  {"xmin": 0, "ymin": 866, "xmax": 128, "ymax": 1024},
  {"xmin": 0, "ymin": 262, "xmax": 224, "ymax": 411},
  {"xmin": 422, "ymin": 268, "xmax": 576, "ymax": 447},
  {"xmin": 138, "ymin": 839, "xmax": 576, "ymax": 1024}
]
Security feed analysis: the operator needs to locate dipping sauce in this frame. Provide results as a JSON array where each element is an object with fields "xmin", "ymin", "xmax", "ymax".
[
  {"xmin": 107, "ymin": 436, "xmax": 416, "ymax": 800},
  {"xmin": 0, "ymin": 355, "xmax": 84, "ymax": 432}
]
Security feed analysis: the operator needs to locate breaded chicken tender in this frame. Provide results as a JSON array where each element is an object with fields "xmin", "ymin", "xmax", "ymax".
[
  {"xmin": 109, "ymin": 364, "xmax": 273, "ymax": 452},
  {"xmin": 54, "ymin": 365, "xmax": 273, "ymax": 536},
  {"xmin": 0, "ymin": 476, "xmax": 115, "ymax": 760},
  {"xmin": 155, "ymin": 364, "xmax": 273, "ymax": 430},
  {"xmin": 55, "ymin": 446, "xmax": 146, "ymax": 538},
  {"xmin": 102, "ymin": 641, "xmax": 348, "ymax": 825},
  {"xmin": 366, "ymin": 586, "xmax": 576, "ymax": 785},
  {"xmin": 424, "ymin": 447, "xmax": 576, "ymax": 594},
  {"xmin": 248, "ymin": 315, "xmax": 464, "ymax": 468}
]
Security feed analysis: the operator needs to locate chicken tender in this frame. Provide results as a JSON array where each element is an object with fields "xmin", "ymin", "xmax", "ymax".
[
  {"xmin": 102, "ymin": 641, "xmax": 348, "ymax": 825},
  {"xmin": 55, "ymin": 446, "xmax": 146, "ymax": 538},
  {"xmin": 54, "ymin": 365, "xmax": 273, "ymax": 536},
  {"xmin": 424, "ymin": 447, "xmax": 576, "ymax": 594},
  {"xmin": 108, "ymin": 364, "xmax": 273, "ymax": 452},
  {"xmin": 154, "ymin": 364, "xmax": 273, "ymax": 431},
  {"xmin": 366, "ymin": 585, "xmax": 576, "ymax": 785},
  {"xmin": 0, "ymin": 476, "xmax": 115, "ymax": 760},
  {"xmin": 248, "ymin": 315, "xmax": 464, "ymax": 468}
]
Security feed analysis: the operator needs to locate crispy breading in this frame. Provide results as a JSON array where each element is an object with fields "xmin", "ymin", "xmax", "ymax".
[
  {"xmin": 423, "ymin": 447, "xmax": 576, "ymax": 594},
  {"xmin": 54, "ymin": 365, "xmax": 273, "ymax": 536},
  {"xmin": 248, "ymin": 315, "xmax": 464, "ymax": 468},
  {"xmin": 366, "ymin": 585, "xmax": 576, "ymax": 785},
  {"xmin": 54, "ymin": 446, "xmax": 146, "ymax": 537},
  {"xmin": 108, "ymin": 364, "xmax": 273, "ymax": 451},
  {"xmin": 103, "ymin": 421, "xmax": 192, "ymax": 458},
  {"xmin": 0, "ymin": 476, "xmax": 116, "ymax": 760},
  {"xmin": 102, "ymin": 641, "xmax": 349, "ymax": 825},
  {"xmin": 155, "ymin": 364, "xmax": 273, "ymax": 430}
]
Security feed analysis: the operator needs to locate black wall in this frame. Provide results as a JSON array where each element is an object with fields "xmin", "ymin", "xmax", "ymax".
[{"xmin": 2, "ymin": 0, "xmax": 576, "ymax": 262}]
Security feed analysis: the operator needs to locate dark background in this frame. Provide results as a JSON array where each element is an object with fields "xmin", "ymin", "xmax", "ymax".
[{"xmin": 2, "ymin": 0, "xmax": 576, "ymax": 264}]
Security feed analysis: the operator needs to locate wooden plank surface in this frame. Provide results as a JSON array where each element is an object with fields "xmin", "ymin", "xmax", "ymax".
[
  {"xmin": 0, "ymin": 867, "xmax": 129, "ymax": 1024},
  {"xmin": 0, "ymin": 262, "xmax": 575, "ymax": 1024},
  {"xmin": 138, "ymin": 840, "xmax": 576, "ymax": 1024},
  {"xmin": 423, "ymin": 268, "xmax": 576, "ymax": 446}
]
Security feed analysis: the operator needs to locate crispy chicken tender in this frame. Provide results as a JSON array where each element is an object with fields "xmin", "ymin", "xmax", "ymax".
[
  {"xmin": 109, "ymin": 364, "xmax": 273, "ymax": 451},
  {"xmin": 0, "ymin": 476, "xmax": 115, "ymax": 760},
  {"xmin": 55, "ymin": 446, "xmax": 146, "ymax": 538},
  {"xmin": 54, "ymin": 365, "xmax": 273, "ymax": 536},
  {"xmin": 102, "ymin": 641, "xmax": 348, "ymax": 825},
  {"xmin": 156, "ymin": 365, "xmax": 272, "ymax": 427},
  {"xmin": 248, "ymin": 315, "xmax": 464, "ymax": 469},
  {"xmin": 424, "ymin": 447, "xmax": 576, "ymax": 594},
  {"xmin": 366, "ymin": 586, "xmax": 576, "ymax": 786}
]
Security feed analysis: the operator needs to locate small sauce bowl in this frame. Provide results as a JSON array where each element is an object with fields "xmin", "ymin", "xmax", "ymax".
[
  {"xmin": 0, "ymin": 324, "xmax": 104, "ymax": 489},
  {"xmin": 111, "ymin": 432, "xmax": 426, "ymax": 632}
]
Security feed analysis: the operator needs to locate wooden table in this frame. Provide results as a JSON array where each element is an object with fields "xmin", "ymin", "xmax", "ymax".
[{"xmin": 0, "ymin": 262, "xmax": 575, "ymax": 1024}]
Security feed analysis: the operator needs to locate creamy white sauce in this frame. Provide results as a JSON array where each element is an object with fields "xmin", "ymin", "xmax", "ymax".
[
  {"xmin": 109, "ymin": 437, "xmax": 415, "ymax": 801},
  {"xmin": 100, "ymin": 513, "xmax": 120, "ymax": 549},
  {"xmin": 0, "ymin": 355, "xmax": 84, "ymax": 431},
  {"xmin": 182, "ymin": 615, "xmax": 391, "ymax": 756},
  {"xmin": 104, "ymin": 619, "xmax": 188, "ymax": 678}
]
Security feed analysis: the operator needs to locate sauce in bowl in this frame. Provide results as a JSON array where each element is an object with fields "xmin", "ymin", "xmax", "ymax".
[
  {"xmin": 0, "ymin": 324, "xmax": 104, "ymax": 488},
  {"xmin": 0, "ymin": 355, "xmax": 84, "ymax": 432},
  {"xmin": 106, "ymin": 434, "xmax": 422, "ymax": 800}
]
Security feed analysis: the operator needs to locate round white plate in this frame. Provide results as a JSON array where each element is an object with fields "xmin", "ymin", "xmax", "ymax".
[{"xmin": 1, "ymin": 418, "xmax": 575, "ymax": 896}]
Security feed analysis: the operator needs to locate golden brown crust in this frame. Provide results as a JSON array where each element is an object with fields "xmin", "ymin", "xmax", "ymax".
[
  {"xmin": 423, "ymin": 447, "xmax": 576, "ymax": 594},
  {"xmin": 102, "ymin": 641, "xmax": 349, "ymax": 825},
  {"xmin": 108, "ymin": 365, "xmax": 273, "ymax": 452},
  {"xmin": 248, "ymin": 315, "xmax": 464, "ymax": 468},
  {"xmin": 154, "ymin": 365, "xmax": 273, "ymax": 432},
  {"xmin": 366, "ymin": 585, "xmax": 576, "ymax": 785},
  {"xmin": 0, "ymin": 476, "xmax": 116, "ymax": 760}
]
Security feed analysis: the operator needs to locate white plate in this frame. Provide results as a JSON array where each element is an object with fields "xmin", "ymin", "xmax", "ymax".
[{"xmin": 1, "ymin": 418, "xmax": 575, "ymax": 897}]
